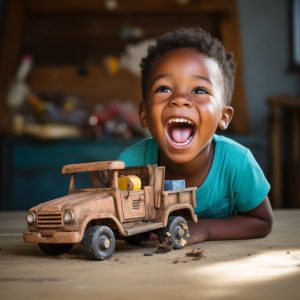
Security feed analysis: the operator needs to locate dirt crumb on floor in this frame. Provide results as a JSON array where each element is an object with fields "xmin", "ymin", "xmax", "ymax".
[
  {"xmin": 185, "ymin": 248, "xmax": 206, "ymax": 261},
  {"xmin": 155, "ymin": 232, "xmax": 173, "ymax": 254},
  {"xmin": 155, "ymin": 244, "xmax": 172, "ymax": 254},
  {"xmin": 172, "ymin": 258, "xmax": 188, "ymax": 264},
  {"xmin": 57, "ymin": 253, "xmax": 79, "ymax": 259},
  {"xmin": 172, "ymin": 258, "xmax": 180, "ymax": 264}
]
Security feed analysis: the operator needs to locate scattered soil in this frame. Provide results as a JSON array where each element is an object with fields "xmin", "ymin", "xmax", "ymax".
[
  {"xmin": 172, "ymin": 258, "xmax": 189, "ymax": 264},
  {"xmin": 155, "ymin": 244, "xmax": 172, "ymax": 254},
  {"xmin": 185, "ymin": 248, "xmax": 206, "ymax": 261},
  {"xmin": 154, "ymin": 232, "xmax": 173, "ymax": 254},
  {"xmin": 57, "ymin": 253, "xmax": 79, "ymax": 260},
  {"xmin": 172, "ymin": 258, "xmax": 179, "ymax": 264}
]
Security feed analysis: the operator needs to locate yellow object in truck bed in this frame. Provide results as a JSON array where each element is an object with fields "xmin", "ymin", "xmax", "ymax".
[{"xmin": 118, "ymin": 175, "xmax": 141, "ymax": 190}]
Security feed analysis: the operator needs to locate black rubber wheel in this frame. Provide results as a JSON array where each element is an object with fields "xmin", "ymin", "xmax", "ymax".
[
  {"xmin": 167, "ymin": 216, "xmax": 189, "ymax": 249},
  {"xmin": 123, "ymin": 232, "xmax": 151, "ymax": 246},
  {"xmin": 82, "ymin": 225, "xmax": 115, "ymax": 260},
  {"xmin": 38, "ymin": 243, "xmax": 73, "ymax": 256}
]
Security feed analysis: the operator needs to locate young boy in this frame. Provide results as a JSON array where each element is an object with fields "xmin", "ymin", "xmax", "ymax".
[{"xmin": 118, "ymin": 27, "xmax": 273, "ymax": 244}]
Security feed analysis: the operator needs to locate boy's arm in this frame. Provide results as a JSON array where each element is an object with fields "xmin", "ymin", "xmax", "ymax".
[{"xmin": 187, "ymin": 197, "xmax": 273, "ymax": 245}]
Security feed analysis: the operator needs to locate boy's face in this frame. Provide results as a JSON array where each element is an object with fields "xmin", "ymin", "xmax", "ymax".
[{"xmin": 140, "ymin": 47, "xmax": 233, "ymax": 165}]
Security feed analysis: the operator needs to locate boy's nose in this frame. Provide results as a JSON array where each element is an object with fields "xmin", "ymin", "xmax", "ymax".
[{"xmin": 169, "ymin": 94, "xmax": 192, "ymax": 108}]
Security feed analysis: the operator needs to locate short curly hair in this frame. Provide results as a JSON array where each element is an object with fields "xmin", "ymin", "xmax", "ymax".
[{"xmin": 140, "ymin": 27, "xmax": 236, "ymax": 105}]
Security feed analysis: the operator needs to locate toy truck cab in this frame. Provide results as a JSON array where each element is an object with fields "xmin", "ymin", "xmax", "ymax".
[{"xmin": 24, "ymin": 161, "xmax": 198, "ymax": 260}]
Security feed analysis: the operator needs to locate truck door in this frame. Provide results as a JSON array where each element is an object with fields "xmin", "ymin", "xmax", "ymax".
[{"xmin": 120, "ymin": 190, "xmax": 147, "ymax": 220}]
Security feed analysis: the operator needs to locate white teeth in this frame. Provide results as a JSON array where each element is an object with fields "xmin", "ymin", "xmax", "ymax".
[{"xmin": 167, "ymin": 118, "xmax": 193, "ymax": 124}]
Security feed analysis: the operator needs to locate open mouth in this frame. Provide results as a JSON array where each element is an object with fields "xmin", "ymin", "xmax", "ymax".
[{"xmin": 166, "ymin": 118, "xmax": 196, "ymax": 147}]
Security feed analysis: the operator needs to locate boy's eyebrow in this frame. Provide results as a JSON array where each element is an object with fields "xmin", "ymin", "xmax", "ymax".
[
  {"xmin": 192, "ymin": 74, "xmax": 213, "ymax": 85},
  {"xmin": 150, "ymin": 74, "xmax": 170, "ymax": 86},
  {"xmin": 150, "ymin": 74, "xmax": 213, "ymax": 86}
]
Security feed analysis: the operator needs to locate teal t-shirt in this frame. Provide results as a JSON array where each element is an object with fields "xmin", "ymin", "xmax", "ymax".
[{"xmin": 118, "ymin": 135, "xmax": 270, "ymax": 218}]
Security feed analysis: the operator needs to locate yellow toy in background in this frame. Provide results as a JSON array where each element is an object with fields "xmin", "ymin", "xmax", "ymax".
[
  {"xmin": 103, "ymin": 56, "xmax": 120, "ymax": 75},
  {"xmin": 118, "ymin": 175, "xmax": 141, "ymax": 190}
]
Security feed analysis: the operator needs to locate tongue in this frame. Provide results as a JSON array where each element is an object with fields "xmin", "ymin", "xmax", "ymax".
[{"xmin": 171, "ymin": 127, "xmax": 192, "ymax": 143}]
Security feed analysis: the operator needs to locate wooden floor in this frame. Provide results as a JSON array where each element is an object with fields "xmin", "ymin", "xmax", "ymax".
[{"xmin": 0, "ymin": 210, "xmax": 299, "ymax": 300}]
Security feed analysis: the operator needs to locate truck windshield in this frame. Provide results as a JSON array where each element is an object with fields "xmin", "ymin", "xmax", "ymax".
[{"xmin": 74, "ymin": 170, "xmax": 113, "ymax": 190}]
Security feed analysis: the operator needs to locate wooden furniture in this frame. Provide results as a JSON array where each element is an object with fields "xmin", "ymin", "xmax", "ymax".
[
  {"xmin": 268, "ymin": 96, "xmax": 300, "ymax": 208},
  {"xmin": 0, "ymin": 209, "xmax": 299, "ymax": 300},
  {"xmin": 0, "ymin": 0, "xmax": 249, "ymax": 134}
]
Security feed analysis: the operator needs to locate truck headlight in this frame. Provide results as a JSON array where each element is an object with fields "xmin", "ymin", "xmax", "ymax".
[
  {"xmin": 26, "ymin": 212, "xmax": 36, "ymax": 225},
  {"xmin": 63, "ymin": 210, "xmax": 75, "ymax": 224}
]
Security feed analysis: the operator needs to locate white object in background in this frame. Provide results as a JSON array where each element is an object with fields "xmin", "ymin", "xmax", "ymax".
[
  {"xmin": 7, "ymin": 55, "xmax": 33, "ymax": 109},
  {"xmin": 120, "ymin": 39, "xmax": 155, "ymax": 76}
]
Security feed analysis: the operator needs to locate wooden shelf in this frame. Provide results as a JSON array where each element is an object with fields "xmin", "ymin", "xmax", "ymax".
[
  {"xmin": 0, "ymin": 0, "xmax": 250, "ymax": 134},
  {"xmin": 28, "ymin": 66, "xmax": 141, "ymax": 106}
]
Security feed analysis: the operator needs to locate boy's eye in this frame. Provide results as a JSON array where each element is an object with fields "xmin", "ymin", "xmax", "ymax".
[
  {"xmin": 192, "ymin": 87, "xmax": 207, "ymax": 94},
  {"xmin": 155, "ymin": 86, "xmax": 172, "ymax": 93}
]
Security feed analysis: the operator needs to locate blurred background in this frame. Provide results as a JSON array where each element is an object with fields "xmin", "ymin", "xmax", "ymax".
[{"xmin": 0, "ymin": 0, "xmax": 299, "ymax": 210}]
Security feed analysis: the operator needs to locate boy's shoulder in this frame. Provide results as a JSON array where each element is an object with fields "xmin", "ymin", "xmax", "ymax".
[
  {"xmin": 118, "ymin": 137, "xmax": 158, "ymax": 166},
  {"xmin": 214, "ymin": 134, "xmax": 248, "ymax": 157},
  {"xmin": 120, "ymin": 137, "xmax": 156, "ymax": 154},
  {"xmin": 213, "ymin": 134, "xmax": 253, "ymax": 172}
]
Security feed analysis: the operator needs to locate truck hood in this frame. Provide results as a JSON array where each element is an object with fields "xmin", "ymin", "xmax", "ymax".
[{"xmin": 31, "ymin": 191, "xmax": 113, "ymax": 213}]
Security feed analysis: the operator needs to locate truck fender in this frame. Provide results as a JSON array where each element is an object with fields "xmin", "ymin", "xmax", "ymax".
[
  {"xmin": 162, "ymin": 204, "xmax": 198, "ymax": 226},
  {"xmin": 78, "ymin": 213, "xmax": 125, "ymax": 241}
]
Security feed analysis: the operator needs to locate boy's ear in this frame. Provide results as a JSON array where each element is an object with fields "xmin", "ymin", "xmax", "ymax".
[
  {"xmin": 218, "ymin": 106, "xmax": 234, "ymax": 130},
  {"xmin": 139, "ymin": 101, "xmax": 148, "ymax": 128}
]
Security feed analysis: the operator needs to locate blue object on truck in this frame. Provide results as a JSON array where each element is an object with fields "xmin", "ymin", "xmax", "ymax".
[{"xmin": 164, "ymin": 180, "xmax": 186, "ymax": 191}]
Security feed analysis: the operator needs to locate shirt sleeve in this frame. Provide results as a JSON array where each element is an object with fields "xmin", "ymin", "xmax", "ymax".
[{"xmin": 236, "ymin": 149, "xmax": 270, "ymax": 212}]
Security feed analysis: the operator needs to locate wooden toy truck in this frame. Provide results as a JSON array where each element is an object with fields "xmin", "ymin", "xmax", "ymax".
[{"xmin": 23, "ymin": 161, "xmax": 198, "ymax": 260}]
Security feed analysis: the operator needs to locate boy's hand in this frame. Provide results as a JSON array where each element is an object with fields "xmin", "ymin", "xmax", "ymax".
[
  {"xmin": 187, "ymin": 220, "xmax": 208, "ymax": 245},
  {"xmin": 186, "ymin": 197, "xmax": 273, "ymax": 245}
]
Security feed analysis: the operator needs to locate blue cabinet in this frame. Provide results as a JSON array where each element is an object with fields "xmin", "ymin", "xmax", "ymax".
[{"xmin": 0, "ymin": 137, "xmax": 140, "ymax": 210}]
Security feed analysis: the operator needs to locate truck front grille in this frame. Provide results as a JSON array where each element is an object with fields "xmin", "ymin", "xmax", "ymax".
[{"xmin": 37, "ymin": 213, "xmax": 63, "ymax": 228}]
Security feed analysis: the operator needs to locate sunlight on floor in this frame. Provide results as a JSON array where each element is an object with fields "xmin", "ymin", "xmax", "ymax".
[{"xmin": 188, "ymin": 250, "xmax": 300, "ymax": 285}]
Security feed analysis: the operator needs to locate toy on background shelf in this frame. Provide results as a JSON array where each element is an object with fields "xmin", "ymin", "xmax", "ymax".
[
  {"xmin": 120, "ymin": 39, "xmax": 155, "ymax": 76},
  {"xmin": 88, "ymin": 101, "xmax": 148, "ymax": 138},
  {"xmin": 7, "ymin": 51, "xmax": 151, "ymax": 139},
  {"xmin": 103, "ymin": 56, "xmax": 120, "ymax": 75},
  {"xmin": 13, "ymin": 91, "xmax": 147, "ymax": 139},
  {"xmin": 12, "ymin": 92, "xmax": 88, "ymax": 139},
  {"xmin": 6, "ymin": 55, "xmax": 33, "ymax": 109},
  {"xmin": 119, "ymin": 25, "xmax": 144, "ymax": 41}
]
